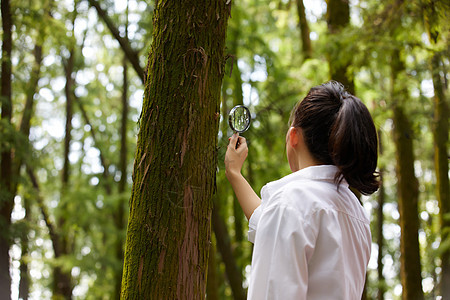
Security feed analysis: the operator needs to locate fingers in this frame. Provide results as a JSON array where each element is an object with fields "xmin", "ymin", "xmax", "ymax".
[
  {"xmin": 228, "ymin": 133, "xmax": 247, "ymax": 151},
  {"xmin": 228, "ymin": 132, "xmax": 239, "ymax": 147},
  {"xmin": 237, "ymin": 136, "xmax": 246, "ymax": 145}
]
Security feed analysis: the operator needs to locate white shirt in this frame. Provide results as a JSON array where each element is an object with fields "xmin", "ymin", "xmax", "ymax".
[{"xmin": 247, "ymin": 165, "xmax": 371, "ymax": 300}]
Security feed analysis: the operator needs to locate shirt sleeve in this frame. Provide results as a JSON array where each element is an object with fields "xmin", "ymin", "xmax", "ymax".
[
  {"xmin": 247, "ymin": 203, "xmax": 317, "ymax": 300},
  {"xmin": 248, "ymin": 204, "xmax": 262, "ymax": 243}
]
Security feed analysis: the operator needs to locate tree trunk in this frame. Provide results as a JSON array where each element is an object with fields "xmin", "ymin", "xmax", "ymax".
[
  {"xmin": 211, "ymin": 206, "xmax": 246, "ymax": 300},
  {"xmin": 62, "ymin": 49, "xmax": 74, "ymax": 190},
  {"xmin": 54, "ymin": 45, "xmax": 75, "ymax": 300},
  {"xmin": 391, "ymin": 53, "xmax": 424, "ymax": 300},
  {"xmin": 77, "ymin": 100, "xmax": 112, "ymax": 193},
  {"xmin": 429, "ymin": 52, "xmax": 450, "ymax": 299},
  {"xmin": 325, "ymin": 0, "xmax": 354, "ymax": 94},
  {"xmin": 114, "ymin": 55, "xmax": 129, "ymax": 299},
  {"xmin": 120, "ymin": 1, "xmax": 231, "ymax": 298},
  {"xmin": 27, "ymin": 165, "xmax": 76, "ymax": 299},
  {"xmin": 431, "ymin": 53, "xmax": 450, "ymax": 299},
  {"xmin": 18, "ymin": 196, "xmax": 31, "ymax": 300},
  {"xmin": 0, "ymin": 0, "xmax": 13, "ymax": 297},
  {"xmin": 376, "ymin": 130, "xmax": 385, "ymax": 300},
  {"xmin": 295, "ymin": 0, "xmax": 312, "ymax": 60},
  {"xmin": 230, "ymin": 21, "xmax": 244, "ymax": 246},
  {"xmin": 27, "ymin": 166, "xmax": 62, "ymax": 267},
  {"xmin": 16, "ymin": 43, "xmax": 43, "ymax": 300},
  {"xmin": 206, "ymin": 235, "xmax": 219, "ymax": 300}
]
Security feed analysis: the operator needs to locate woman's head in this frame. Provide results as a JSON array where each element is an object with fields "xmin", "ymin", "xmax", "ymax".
[{"xmin": 290, "ymin": 81, "xmax": 379, "ymax": 195}]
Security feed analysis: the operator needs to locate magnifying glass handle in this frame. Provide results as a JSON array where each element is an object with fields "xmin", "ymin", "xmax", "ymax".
[{"xmin": 233, "ymin": 132, "xmax": 239, "ymax": 149}]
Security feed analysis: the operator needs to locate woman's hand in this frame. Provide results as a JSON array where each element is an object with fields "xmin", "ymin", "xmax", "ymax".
[
  {"xmin": 225, "ymin": 133, "xmax": 248, "ymax": 180},
  {"xmin": 224, "ymin": 133, "xmax": 260, "ymax": 220}
]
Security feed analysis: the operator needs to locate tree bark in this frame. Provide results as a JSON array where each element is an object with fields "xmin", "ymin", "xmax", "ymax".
[
  {"xmin": 325, "ymin": 0, "xmax": 354, "ymax": 94},
  {"xmin": 295, "ymin": 0, "xmax": 312, "ymax": 60},
  {"xmin": 120, "ymin": 1, "xmax": 231, "ymax": 298},
  {"xmin": 391, "ymin": 52, "xmax": 424, "ymax": 300},
  {"xmin": 0, "ymin": 0, "xmax": 13, "ymax": 297}
]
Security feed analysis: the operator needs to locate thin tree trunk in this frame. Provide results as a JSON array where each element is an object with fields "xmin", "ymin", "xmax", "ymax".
[
  {"xmin": 206, "ymin": 235, "xmax": 219, "ymax": 300},
  {"xmin": 19, "ymin": 44, "xmax": 42, "ymax": 140},
  {"xmin": 121, "ymin": 2, "xmax": 232, "ymax": 298},
  {"xmin": 429, "ymin": 52, "xmax": 450, "ymax": 299},
  {"xmin": 87, "ymin": 0, "xmax": 145, "ymax": 84},
  {"xmin": 62, "ymin": 49, "xmax": 74, "ymax": 190},
  {"xmin": 295, "ymin": 0, "xmax": 312, "ymax": 60},
  {"xmin": 376, "ymin": 130, "xmax": 385, "ymax": 300},
  {"xmin": 27, "ymin": 166, "xmax": 62, "ymax": 263},
  {"xmin": 212, "ymin": 206, "xmax": 246, "ymax": 300},
  {"xmin": 13, "ymin": 13, "xmax": 49, "ymax": 292},
  {"xmin": 229, "ymin": 14, "xmax": 245, "ymax": 246},
  {"xmin": 114, "ymin": 54, "xmax": 129, "ymax": 299},
  {"xmin": 18, "ymin": 196, "xmax": 31, "ymax": 300},
  {"xmin": 17, "ymin": 43, "xmax": 43, "ymax": 300},
  {"xmin": 431, "ymin": 53, "xmax": 450, "ymax": 299},
  {"xmin": 232, "ymin": 72, "xmax": 244, "ymax": 246},
  {"xmin": 54, "ymin": 42, "xmax": 76, "ymax": 299},
  {"xmin": 391, "ymin": 52, "xmax": 424, "ymax": 300},
  {"xmin": 77, "ymin": 100, "xmax": 112, "ymax": 193},
  {"xmin": 325, "ymin": 0, "xmax": 354, "ymax": 94},
  {"xmin": 12, "ymin": 43, "xmax": 43, "ymax": 193},
  {"xmin": 0, "ymin": 0, "xmax": 13, "ymax": 297}
]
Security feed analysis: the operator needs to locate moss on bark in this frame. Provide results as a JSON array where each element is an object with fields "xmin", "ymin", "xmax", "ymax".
[{"xmin": 121, "ymin": 1, "xmax": 231, "ymax": 299}]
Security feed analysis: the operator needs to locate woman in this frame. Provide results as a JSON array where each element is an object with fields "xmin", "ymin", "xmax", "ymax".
[{"xmin": 225, "ymin": 81, "xmax": 379, "ymax": 299}]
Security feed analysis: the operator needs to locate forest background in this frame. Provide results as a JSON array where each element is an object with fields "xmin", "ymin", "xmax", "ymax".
[{"xmin": 0, "ymin": 0, "xmax": 448, "ymax": 299}]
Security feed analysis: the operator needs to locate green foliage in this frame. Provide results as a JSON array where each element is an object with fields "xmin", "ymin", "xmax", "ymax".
[{"xmin": 3, "ymin": 0, "xmax": 448, "ymax": 298}]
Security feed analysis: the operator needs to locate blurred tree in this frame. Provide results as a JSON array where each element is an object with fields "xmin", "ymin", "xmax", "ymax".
[
  {"xmin": 17, "ymin": 41, "xmax": 43, "ymax": 300},
  {"xmin": 88, "ymin": 0, "xmax": 145, "ymax": 84},
  {"xmin": 326, "ymin": 0, "xmax": 354, "ymax": 93},
  {"xmin": 1, "ymin": 0, "xmax": 448, "ymax": 298},
  {"xmin": 206, "ymin": 234, "xmax": 219, "ymax": 300},
  {"xmin": 391, "ymin": 50, "xmax": 424, "ymax": 300},
  {"xmin": 295, "ymin": 0, "xmax": 312, "ymax": 60},
  {"xmin": 422, "ymin": 2, "xmax": 450, "ymax": 297},
  {"xmin": 0, "ymin": 0, "xmax": 13, "ymax": 297},
  {"xmin": 212, "ymin": 204, "xmax": 246, "ymax": 300},
  {"xmin": 120, "ymin": 1, "xmax": 232, "ymax": 298},
  {"xmin": 55, "ymin": 31, "xmax": 75, "ymax": 300},
  {"xmin": 114, "ymin": 10, "xmax": 130, "ymax": 296},
  {"xmin": 376, "ymin": 130, "xmax": 386, "ymax": 300}
]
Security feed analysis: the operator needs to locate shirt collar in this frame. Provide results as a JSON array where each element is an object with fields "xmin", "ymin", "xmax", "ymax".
[{"xmin": 262, "ymin": 165, "xmax": 347, "ymax": 198}]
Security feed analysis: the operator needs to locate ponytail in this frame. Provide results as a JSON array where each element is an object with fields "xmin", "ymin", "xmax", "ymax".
[{"xmin": 292, "ymin": 81, "xmax": 379, "ymax": 195}]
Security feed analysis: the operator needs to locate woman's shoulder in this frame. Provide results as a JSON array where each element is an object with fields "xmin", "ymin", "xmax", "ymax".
[{"xmin": 264, "ymin": 179, "xmax": 336, "ymax": 216}]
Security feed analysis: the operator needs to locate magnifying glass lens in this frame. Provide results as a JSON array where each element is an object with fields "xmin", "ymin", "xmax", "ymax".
[{"xmin": 228, "ymin": 105, "xmax": 251, "ymax": 133}]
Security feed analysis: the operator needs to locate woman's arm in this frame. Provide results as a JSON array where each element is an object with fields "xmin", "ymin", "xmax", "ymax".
[{"xmin": 225, "ymin": 134, "xmax": 261, "ymax": 220}]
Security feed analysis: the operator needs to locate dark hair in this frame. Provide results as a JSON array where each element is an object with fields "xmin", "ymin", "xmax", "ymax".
[{"xmin": 290, "ymin": 81, "xmax": 379, "ymax": 195}]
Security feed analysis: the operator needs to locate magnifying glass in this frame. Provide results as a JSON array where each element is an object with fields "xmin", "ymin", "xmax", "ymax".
[
  {"xmin": 228, "ymin": 105, "xmax": 251, "ymax": 133},
  {"xmin": 228, "ymin": 105, "xmax": 251, "ymax": 148}
]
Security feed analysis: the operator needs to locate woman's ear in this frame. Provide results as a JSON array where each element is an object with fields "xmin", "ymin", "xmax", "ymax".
[{"xmin": 288, "ymin": 127, "xmax": 299, "ymax": 148}]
